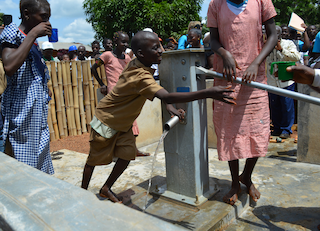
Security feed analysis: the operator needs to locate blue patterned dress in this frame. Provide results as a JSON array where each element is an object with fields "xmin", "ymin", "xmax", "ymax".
[{"xmin": 0, "ymin": 23, "xmax": 54, "ymax": 174}]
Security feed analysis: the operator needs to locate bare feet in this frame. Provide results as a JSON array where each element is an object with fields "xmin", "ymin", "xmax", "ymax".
[
  {"xmin": 99, "ymin": 186, "xmax": 122, "ymax": 203},
  {"xmin": 239, "ymin": 175, "xmax": 260, "ymax": 202},
  {"xmin": 223, "ymin": 184, "xmax": 241, "ymax": 205}
]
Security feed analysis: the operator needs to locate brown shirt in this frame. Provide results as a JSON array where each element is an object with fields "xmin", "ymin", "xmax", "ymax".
[{"xmin": 95, "ymin": 58, "xmax": 163, "ymax": 132}]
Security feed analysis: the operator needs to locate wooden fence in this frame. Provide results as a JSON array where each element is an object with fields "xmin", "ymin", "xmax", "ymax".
[{"xmin": 46, "ymin": 60, "xmax": 106, "ymax": 141}]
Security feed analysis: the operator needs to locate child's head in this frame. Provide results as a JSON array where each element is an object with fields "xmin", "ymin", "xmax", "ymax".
[
  {"xmin": 103, "ymin": 38, "xmax": 113, "ymax": 51},
  {"xmin": 275, "ymin": 25, "xmax": 282, "ymax": 40},
  {"xmin": 188, "ymin": 28, "xmax": 202, "ymax": 48},
  {"xmin": 307, "ymin": 25, "xmax": 318, "ymax": 41},
  {"xmin": 91, "ymin": 40, "xmax": 100, "ymax": 55},
  {"xmin": 77, "ymin": 45, "xmax": 86, "ymax": 60},
  {"xmin": 113, "ymin": 31, "xmax": 129, "ymax": 52},
  {"xmin": 62, "ymin": 53, "xmax": 70, "ymax": 61},
  {"xmin": 20, "ymin": 0, "xmax": 50, "ymax": 28},
  {"xmin": 131, "ymin": 31, "xmax": 162, "ymax": 67},
  {"xmin": 281, "ymin": 25, "xmax": 290, "ymax": 39}
]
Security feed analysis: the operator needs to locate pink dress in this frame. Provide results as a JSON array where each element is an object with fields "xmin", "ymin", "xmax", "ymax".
[
  {"xmin": 99, "ymin": 51, "xmax": 139, "ymax": 135},
  {"xmin": 207, "ymin": 0, "xmax": 276, "ymax": 161}
]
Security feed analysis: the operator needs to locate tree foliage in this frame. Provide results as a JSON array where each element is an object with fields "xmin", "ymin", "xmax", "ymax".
[
  {"xmin": 83, "ymin": 0, "xmax": 203, "ymax": 41},
  {"xmin": 0, "ymin": 13, "xmax": 4, "ymax": 25},
  {"xmin": 273, "ymin": 0, "xmax": 320, "ymax": 26}
]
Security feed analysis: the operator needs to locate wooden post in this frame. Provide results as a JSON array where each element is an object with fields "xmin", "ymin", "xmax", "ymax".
[
  {"xmin": 87, "ymin": 61, "xmax": 95, "ymax": 119},
  {"xmin": 77, "ymin": 61, "xmax": 87, "ymax": 133},
  {"xmin": 57, "ymin": 61, "xmax": 68, "ymax": 136},
  {"xmin": 81, "ymin": 61, "xmax": 92, "ymax": 131},
  {"xmin": 51, "ymin": 61, "xmax": 65, "ymax": 138},
  {"xmin": 47, "ymin": 61, "xmax": 60, "ymax": 140},
  {"xmin": 71, "ymin": 61, "xmax": 82, "ymax": 135},
  {"xmin": 91, "ymin": 59, "xmax": 99, "ymax": 106},
  {"xmin": 47, "ymin": 106, "xmax": 55, "ymax": 141},
  {"xmin": 67, "ymin": 61, "xmax": 76, "ymax": 136},
  {"xmin": 62, "ymin": 61, "xmax": 73, "ymax": 136}
]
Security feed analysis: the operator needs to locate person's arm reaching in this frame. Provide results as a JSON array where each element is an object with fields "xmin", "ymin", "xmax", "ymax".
[
  {"xmin": 155, "ymin": 86, "xmax": 236, "ymax": 105},
  {"xmin": 286, "ymin": 63, "xmax": 320, "ymax": 93}
]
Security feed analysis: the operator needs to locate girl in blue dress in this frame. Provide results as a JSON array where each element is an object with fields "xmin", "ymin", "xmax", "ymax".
[{"xmin": 0, "ymin": 0, "xmax": 54, "ymax": 174}]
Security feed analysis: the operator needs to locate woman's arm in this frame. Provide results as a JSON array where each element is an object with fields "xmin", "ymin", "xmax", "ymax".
[
  {"xmin": 210, "ymin": 27, "xmax": 239, "ymax": 82},
  {"xmin": 2, "ymin": 22, "xmax": 51, "ymax": 76},
  {"xmin": 242, "ymin": 18, "xmax": 277, "ymax": 82}
]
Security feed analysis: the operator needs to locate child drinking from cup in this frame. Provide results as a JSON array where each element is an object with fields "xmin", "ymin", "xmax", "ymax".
[{"xmin": 0, "ymin": 0, "xmax": 54, "ymax": 174}]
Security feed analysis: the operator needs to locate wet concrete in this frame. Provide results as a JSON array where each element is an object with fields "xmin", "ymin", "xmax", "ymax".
[{"xmin": 51, "ymin": 136, "xmax": 320, "ymax": 230}]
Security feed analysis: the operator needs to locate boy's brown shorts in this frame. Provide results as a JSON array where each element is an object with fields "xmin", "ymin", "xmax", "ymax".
[{"xmin": 86, "ymin": 128, "xmax": 136, "ymax": 166}]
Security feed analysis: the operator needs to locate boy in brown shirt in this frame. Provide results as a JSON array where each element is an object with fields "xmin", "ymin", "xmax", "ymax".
[{"xmin": 81, "ymin": 31, "xmax": 236, "ymax": 202}]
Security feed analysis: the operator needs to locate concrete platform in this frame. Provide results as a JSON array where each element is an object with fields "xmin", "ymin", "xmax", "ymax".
[{"xmin": 51, "ymin": 136, "xmax": 320, "ymax": 230}]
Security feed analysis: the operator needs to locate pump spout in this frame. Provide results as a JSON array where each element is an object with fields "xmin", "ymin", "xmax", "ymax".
[{"xmin": 164, "ymin": 116, "xmax": 180, "ymax": 131}]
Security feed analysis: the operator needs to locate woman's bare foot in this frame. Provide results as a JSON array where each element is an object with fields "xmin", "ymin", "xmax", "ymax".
[
  {"xmin": 239, "ymin": 175, "xmax": 260, "ymax": 202},
  {"xmin": 223, "ymin": 183, "xmax": 241, "ymax": 205},
  {"xmin": 99, "ymin": 186, "xmax": 122, "ymax": 203}
]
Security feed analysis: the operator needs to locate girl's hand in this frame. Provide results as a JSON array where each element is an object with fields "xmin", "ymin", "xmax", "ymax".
[
  {"xmin": 100, "ymin": 85, "xmax": 107, "ymax": 95},
  {"xmin": 207, "ymin": 86, "xmax": 236, "ymax": 104},
  {"xmin": 166, "ymin": 104, "xmax": 185, "ymax": 120},
  {"xmin": 30, "ymin": 22, "xmax": 52, "ymax": 38},
  {"xmin": 221, "ymin": 50, "xmax": 240, "ymax": 82},
  {"xmin": 243, "ymin": 63, "xmax": 259, "ymax": 83}
]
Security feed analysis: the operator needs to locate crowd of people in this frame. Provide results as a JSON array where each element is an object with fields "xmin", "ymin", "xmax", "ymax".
[{"xmin": 0, "ymin": 1, "xmax": 320, "ymax": 224}]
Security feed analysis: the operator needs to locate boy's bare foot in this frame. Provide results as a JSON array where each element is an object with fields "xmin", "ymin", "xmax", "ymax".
[
  {"xmin": 136, "ymin": 149, "xmax": 150, "ymax": 157},
  {"xmin": 223, "ymin": 184, "xmax": 241, "ymax": 205},
  {"xmin": 239, "ymin": 175, "xmax": 260, "ymax": 202},
  {"xmin": 99, "ymin": 186, "xmax": 122, "ymax": 203}
]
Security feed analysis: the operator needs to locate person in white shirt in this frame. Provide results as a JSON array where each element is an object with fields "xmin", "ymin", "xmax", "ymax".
[{"xmin": 267, "ymin": 25, "xmax": 300, "ymax": 139}]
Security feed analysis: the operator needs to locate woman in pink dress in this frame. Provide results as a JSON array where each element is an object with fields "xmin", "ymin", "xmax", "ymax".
[
  {"xmin": 91, "ymin": 31, "xmax": 149, "ymax": 156},
  {"xmin": 207, "ymin": 0, "xmax": 277, "ymax": 205}
]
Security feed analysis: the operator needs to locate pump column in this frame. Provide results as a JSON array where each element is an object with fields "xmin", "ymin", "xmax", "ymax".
[{"xmin": 158, "ymin": 49, "xmax": 218, "ymax": 206}]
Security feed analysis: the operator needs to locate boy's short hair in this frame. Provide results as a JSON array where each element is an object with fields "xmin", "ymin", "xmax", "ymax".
[
  {"xmin": 20, "ymin": 0, "xmax": 50, "ymax": 19},
  {"xmin": 131, "ymin": 31, "xmax": 157, "ymax": 55},
  {"xmin": 92, "ymin": 40, "xmax": 100, "ymax": 46}
]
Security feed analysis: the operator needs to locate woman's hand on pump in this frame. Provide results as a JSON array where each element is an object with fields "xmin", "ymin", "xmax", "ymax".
[
  {"xmin": 242, "ymin": 62, "xmax": 259, "ymax": 83},
  {"xmin": 221, "ymin": 50, "xmax": 240, "ymax": 82}
]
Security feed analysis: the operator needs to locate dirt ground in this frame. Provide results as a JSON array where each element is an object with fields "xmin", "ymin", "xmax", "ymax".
[
  {"xmin": 50, "ymin": 133, "xmax": 90, "ymax": 154},
  {"xmin": 50, "ymin": 124, "xmax": 298, "ymax": 154}
]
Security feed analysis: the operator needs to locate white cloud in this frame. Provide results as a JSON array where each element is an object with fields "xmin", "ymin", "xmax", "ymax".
[
  {"xmin": 0, "ymin": 0, "xmax": 18, "ymax": 11},
  {"xmin": 61, "ymin": 18, "xmax": 95, "ymax": 45},
  {"xmin": 49, "ymin": 0, "xmax": 85, "ymax": 19}
]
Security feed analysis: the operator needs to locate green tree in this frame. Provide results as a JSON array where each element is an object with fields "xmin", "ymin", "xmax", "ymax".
[
  {"xmin": 83, "ymin": 0, "xmax": 203, "ymax": 41},
  {"xmin": 0, "ymin": 13, "xmax": 4, "ymax": 25},
  {"xmin": 273, "ymin": 0, "xmax": 320, "ymax": 26}
]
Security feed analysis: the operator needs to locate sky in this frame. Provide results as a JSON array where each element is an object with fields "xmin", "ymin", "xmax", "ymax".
[{"xmin": 1, "ymin": 0, "xmax": 211, "ymax": 45}]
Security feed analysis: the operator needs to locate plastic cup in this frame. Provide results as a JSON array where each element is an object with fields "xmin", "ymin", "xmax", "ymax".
[
  {"xmin": 48, "ymin": 28, "xmax": 58, "ymax": 43},
  {"xmin": 270, "ymin": 61, "xmax": 296, "ymax": 81}
]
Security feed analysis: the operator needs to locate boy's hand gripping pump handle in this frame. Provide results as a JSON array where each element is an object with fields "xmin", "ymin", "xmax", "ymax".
[{"xmin": 164, "ymin": 116, "xmax": 180, "ymax": 131}]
